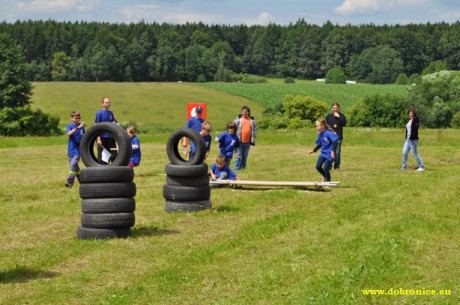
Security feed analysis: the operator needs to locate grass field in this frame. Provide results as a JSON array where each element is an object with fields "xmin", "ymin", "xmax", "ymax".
[
  {"xmin": 201, "ymin": 79, "xmax": 410, "ymax": 111},
  {"xmin": 1, "ymin": 81, "xmax": 458, "ymax": 304},
  {"xmin": 1, "ymin": 126, "xmax": 459, "ymax": 304}
]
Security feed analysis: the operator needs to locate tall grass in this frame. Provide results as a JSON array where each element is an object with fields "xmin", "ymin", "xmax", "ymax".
[{"xmin": 1, "ymin": 128, "xmax": 459, "ymax": 304}]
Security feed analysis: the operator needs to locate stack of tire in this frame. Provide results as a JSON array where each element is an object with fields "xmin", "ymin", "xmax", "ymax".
[
  {"xmin": 76, "ymin": 122, "xmax": 136, "ymax": 240},
  {"xmin": 163, "ymin": 128, "xmax": 211, "ymax": 212}
]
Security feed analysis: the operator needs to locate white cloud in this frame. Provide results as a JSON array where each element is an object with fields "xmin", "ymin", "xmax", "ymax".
[
  {"xmin": 245, "ymin": 12, "xmax": 273, "ymax": 25},
  {"xmin": 16, "ymin": 0, "xmax": 98, "ymax": 13},
  {"xmin": 335, "ymin": 0, "xmax": 427, "ymax": 15},
  {"xmin": 120, "ymin": 5, "xmax": 218, "ymax": 24}
]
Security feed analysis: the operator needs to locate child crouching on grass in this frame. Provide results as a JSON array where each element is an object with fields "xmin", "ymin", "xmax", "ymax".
[
  {"xmin": 308, "ymin": 119, "xmax": 339, "ymax": 182},
  {"xmin": 209, "ymin": 155, "xmax": 239, "ymax": 187},
  {"xmin": 127, "ymin": 126, "xmax": 141, "ymax": 168}
]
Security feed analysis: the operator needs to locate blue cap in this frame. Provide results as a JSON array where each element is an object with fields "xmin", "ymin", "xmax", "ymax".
[{"xmin": 195, "ymin": 106, "xmax": 203, "ymax": 113}]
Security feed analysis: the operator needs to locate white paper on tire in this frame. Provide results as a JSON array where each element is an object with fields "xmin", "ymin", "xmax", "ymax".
[{"xmin": 102, "ymin": 147, "xmax": 111, "ymax": 163}]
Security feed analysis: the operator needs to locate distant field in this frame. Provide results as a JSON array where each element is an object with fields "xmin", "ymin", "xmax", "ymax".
[
  {"xmin": 30, "ymin": 81, "xmax": 409, "ymax": 134},
  {"xmin": 201, "ymin": 80, "xmax": 410, "ymax": 110},
  {"xmin": 30, "ymin": 82, "xmax": 264, "ymax": 132}
]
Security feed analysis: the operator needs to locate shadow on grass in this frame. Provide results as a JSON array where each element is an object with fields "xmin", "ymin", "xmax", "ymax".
[
  {"xmin": 0, "ymin": 267, "xmax": 59, "ymax": 284},
  {"xmin": 213, "ymin": 205, "xmax": 241, "ymax": 213},
  {"xmin": 132, "ymin": 225, "xmax": 180, "ymax": 237}
]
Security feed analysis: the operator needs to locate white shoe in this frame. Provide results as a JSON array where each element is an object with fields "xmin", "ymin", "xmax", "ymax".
[{"xmin": 416, "ymin": 167, "xmax": 425, "ymax": 171}]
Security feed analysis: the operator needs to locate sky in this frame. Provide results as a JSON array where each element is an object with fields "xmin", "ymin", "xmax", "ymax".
[{"xmin": 0, "ymin": 0, "xmax": 459, "ymax": 26}]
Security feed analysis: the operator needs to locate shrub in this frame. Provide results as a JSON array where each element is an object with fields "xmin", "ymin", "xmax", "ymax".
[
  {"xmin": 407, "ymin": 70, "xmax": 460, "ymax": 127},
  {"xmin": 283, "ymin": 95, "xmax": 329, "ymax": 123},
  {"xmin": 408, "ymin": 73, "xmax": 421, "ymax": 84},
  {"xmin": 284, "ymin": 77, "xmax": 295, "ymax": 84},
  {"xmin": 325, "ymin": 67, "xmax": 346, "ymax": 84},
  {"xmin": 395, "ymin": 73, "xmax": 409, "ymax": 85},
  {"xmin": 287, "ymin": 117, "xmax": 310, "ymax": 129},
  {"xmin": 0, "ymin": 106, "xmax": 62, "ymax": 136},
  {"xmin": 451, "ymin": 112, "xmax": 460, "ymax": 128},
  {"xmin": 241, "ymin": 75, "xmax": 267, "ymax": 83},
  {"xmin": 348, "ymin": 93, "xmax": 408, "ymax": 127}
]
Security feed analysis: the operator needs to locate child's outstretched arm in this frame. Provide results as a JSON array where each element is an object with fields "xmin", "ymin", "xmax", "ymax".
[{"xmin": 308, "ymin": 145, "xmax": 321, "ymax": 155}]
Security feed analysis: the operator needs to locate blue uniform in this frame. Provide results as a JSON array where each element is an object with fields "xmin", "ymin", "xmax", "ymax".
[
  {"xmin": 315, "ymin": 130, "xmax": 339, "ymax": 161},
  {"xmin": 210, "ymin": 163, "xmax": 237, "ymax": 180},
  {"xmin": 190, "ymin": 133, "xmax": 211, "ymax": 154},
  {"xmin": 66, "ymin": 123, "xmax": 85, "ymax": 157},
  {"xmin": 186, "ymin": 117, "xmax": 204, "ymax": 132},
  {"xmin": 216, "ymin": 132, "xmax": 239, "ymax": 157},
  {"xmin": 95, "ymin": 109, "xmax": 116, "ymax": 138},
  {"xmin": 130, "ymin": 136, "xmax": 141, "ymax": 166}
]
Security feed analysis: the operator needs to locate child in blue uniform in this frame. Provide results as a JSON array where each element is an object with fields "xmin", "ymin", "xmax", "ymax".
[
  {"xmin": 215, "ymin": 121, "xmax": 239, "ymax": 168},
  {"xmin": 95, "ymin": 96, "xmax": 117, "ymax": 163},
  {"xmin": 189, "ymin": 121, "xmax": 212, "ymax": 162},
  {"xmin": 127, "ymin": 126, "xmax": 141, "ymax": 168},
  {"xmin": 209, "ymin": 155, "xmax": 239, "ymax": 184},
  {"xmin": 65, "ymin": 111, "xmax": 85, "ymax": 188},
  {"xmin": 308, "ymin": 119, "xmax": 339, "ymax": 182}
]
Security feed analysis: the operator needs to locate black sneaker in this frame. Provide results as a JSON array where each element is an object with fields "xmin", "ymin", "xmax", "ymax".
[{"xmin": 65, "ymin": 183, "xmax": 73, "ymax": 188}]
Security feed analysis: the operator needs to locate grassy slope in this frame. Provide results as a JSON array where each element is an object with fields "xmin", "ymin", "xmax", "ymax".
[
  {"xmin": 29, "ymin": 82, "xmax": 264, "ymax": 132},
  {"xmin": 1, "ymin": 128, "xmax": 459, "ymax": 304}
]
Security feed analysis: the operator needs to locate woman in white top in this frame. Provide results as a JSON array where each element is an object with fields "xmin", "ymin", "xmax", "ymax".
[{"xmin": 401, "ymin": 108, "xmax": 425, "ymax": 171}]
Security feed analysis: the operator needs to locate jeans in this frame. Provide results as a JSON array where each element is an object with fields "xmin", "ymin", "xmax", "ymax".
[
  {"xmin": 333, "ymin": 139, "xmax": 342, "ymax": 169},
  {"xmin": 224, "ymin": 156, "xmax": 233, "ymax": 168},
  {"xmin": 316, "ymin": 156, "xmax": 332, "ymax": 182},
  {"xmin": 402, "ymin": 139, "xmax": 424, "ymax": 169},
  {"xmin": 234, "ymin": 143, "xmax": 251, "ymax": 170},
  {"xmin": 67, "ymin": 155, "xmax": 81, "ymax": 185}
]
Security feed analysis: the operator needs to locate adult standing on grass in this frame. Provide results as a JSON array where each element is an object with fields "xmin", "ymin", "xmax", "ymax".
[
  {"xmin": 95, "ymin": 97, "xmax": 117, "ymax": 164},
  {"xmin": 234, "ymin": 106, "xmax": 257, "ymax": 171},
  {"xmin": 65, "ymin": 111, "xmax": 85, "ymax": 188},
  {"xmin": 401, "ymin": 108, "xmax": 425, "ymax": 171},
  {"xmin": 325, "ymin": 102, "xmax": 347, "ymax": 170},
  {"xmin": 308, "ymin": 119, "xmax": 339, "ymax": 182}
]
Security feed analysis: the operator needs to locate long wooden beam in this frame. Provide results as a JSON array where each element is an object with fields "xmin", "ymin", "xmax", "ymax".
[{"xmin": 209, "ymin": 180, "xmax": 340, "ymax": 187}]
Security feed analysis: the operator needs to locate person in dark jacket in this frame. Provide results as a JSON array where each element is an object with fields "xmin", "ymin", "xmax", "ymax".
[
  {"xmin": 401, "ymin": 108, "xmax": 425, "ymax": 171},
  {"xmin": 325, "ymin": 103, "xmax": 347, "ymax": 170}
]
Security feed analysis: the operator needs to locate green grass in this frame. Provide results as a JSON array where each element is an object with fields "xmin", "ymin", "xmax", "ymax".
[
  {"xmin": 201, "ymin": 80, "xmax": 410, "ymax": 110},
  {"xmin": 30, "ymin": 82, "xmax": 264, "ymax": 132},
  {"xmin": 1, "ymin": 128, "xmax": 459, "ymax": 304}
]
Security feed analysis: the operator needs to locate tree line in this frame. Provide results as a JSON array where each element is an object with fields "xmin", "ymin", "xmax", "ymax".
[{"xmin": 1, "ymin": 19, "xmax": 459, "ymax": 83}]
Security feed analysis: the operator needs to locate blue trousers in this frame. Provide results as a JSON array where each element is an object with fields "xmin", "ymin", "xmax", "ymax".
[
  {"xmin": 402, "ymin": 139, "xmax": 424, "ymax": 169},
  {"xmin": 316, "ymin": 156, "xmax": 332, "ymax": 182},
  {"xmin": 234, "ymin": 143, "xmax": 251, "ymax": 170}
]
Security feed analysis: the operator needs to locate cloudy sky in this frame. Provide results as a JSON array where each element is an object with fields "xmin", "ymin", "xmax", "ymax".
[{"xmin": 1, "ymin": 0, "xmax": 459, "ymax": 25}]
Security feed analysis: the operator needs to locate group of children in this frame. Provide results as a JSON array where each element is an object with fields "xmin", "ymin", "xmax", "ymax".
[
  {"xmin": 66, "ymin": 100, "xmax": 341, "ymax": 188},
  {"xmin": 183, "ymin": 106, "xmax": 240, "ymax": 186},
  {"xmin": 65, "ymin": 97, "xmax": 141, "ymax": 188}
]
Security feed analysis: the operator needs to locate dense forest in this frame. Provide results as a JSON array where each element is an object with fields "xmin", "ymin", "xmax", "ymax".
[{"xmin": 1, "ymin": 19, "xmax": 459, "ymax": 83}]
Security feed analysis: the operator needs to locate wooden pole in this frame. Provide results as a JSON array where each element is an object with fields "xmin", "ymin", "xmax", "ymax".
[{"xmin": 209, "ymin": 180, "xmax": 340, "ymax": 187}]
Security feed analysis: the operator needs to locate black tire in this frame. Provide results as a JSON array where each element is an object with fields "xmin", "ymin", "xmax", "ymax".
[
  {"xmin": 165, "ymin": 199, "xmax": 212, "ymax": 212},
  {"xmin": 80, "ymin": 122, "xmax": 132, "ymax": 167},
  {"xmin": 166, "ymin": 128, "xmax": 206, "ymax": 165},
  {"xmin": 79, "ymin": 182, "xmax": 136, "ymax": 199},
  {"xmin": 81, "ymin": 213, "xmax": 135, "ymax": 229},
  {"xmin": 80, "ymin": 166, "xmax": 134, "ymax": 183},
  {"xmin": 81, "ymin": 198, "xmax": 136, "ymax": 214},
  {"xmin": 166, "ymin": 174, "xmax": 209, "ymax": 187},
  {"xmin": 163, "ymin": 184, "xmax": 210, "ymax": 201},
  {"xmin": 77, "ymin": 226, "xmax": 132, "ymax": 240},
  {"xmin": 165, "ymin": 163, "xmax": 208, "ymax": 177}
]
